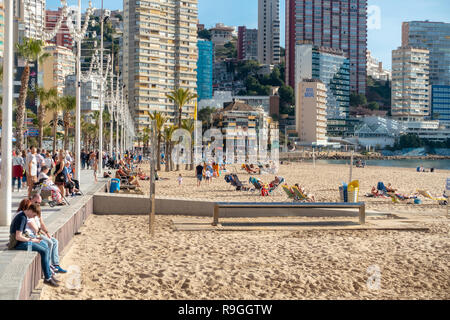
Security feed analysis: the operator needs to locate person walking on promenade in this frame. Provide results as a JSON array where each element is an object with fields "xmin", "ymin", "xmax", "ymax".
[
  {"xmin": 90, "ymin": 152, "xmax": 98, "ymax": 183},
  {"xmin": 12, "ymin": 150, "xmax": 25, "ymax": 192},
  {"xmin": 26, "ymin": 147, "xmax": 38, "ymax": 198}
]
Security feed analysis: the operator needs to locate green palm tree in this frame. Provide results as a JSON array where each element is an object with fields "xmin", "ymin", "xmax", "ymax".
[
  {"xmin": 165, "ymin": 88, "xmax": 198, "ymax": 128},
  {"xmin": 163, "ymin": 125, "xmax": 176, "ymax": 172},
  {"xmin": 149, "ymin": 111, "xmax": 168, "ymax": 171},
  {"xmin": 46, "ymin": 97, "xmax": 63, "ymax": 154},
  {"xmin": 31, "ymin": 87, "xmax": 58, "ymax": 149},
  {"xmin": 15, "ymin": 38, "xmax": 51, "ymax": 150},
  {"xmin": 61, "ymin": 95, "xmax": 76, "ymax": 151},
  {"xmin": 181, "ymin": 119, "xmax": 195, "ymax": 170}
]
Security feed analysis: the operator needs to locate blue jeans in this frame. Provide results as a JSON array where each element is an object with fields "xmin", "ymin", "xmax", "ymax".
[
  {"xmin": 39, "ymin": 235, "xmax": 60, "ymax": 266},
  {"xmin": 12, "ymin": 177, "xmax": 22, "ymax": 190},
  {"xmin": 15, "ymin": 241, "xmax": 52, "ymax": 280}
]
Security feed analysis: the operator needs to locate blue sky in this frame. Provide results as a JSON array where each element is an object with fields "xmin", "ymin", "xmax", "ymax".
[{"xmin": 47, "ymin": 0, "xmax": 450, "ymax": 69}]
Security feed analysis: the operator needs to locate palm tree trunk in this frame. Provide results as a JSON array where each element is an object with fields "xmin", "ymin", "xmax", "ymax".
[
  {"xmin": 16, "ymin": 64, "xmax": 30, "ymax": 150},
  {"xmin": 38, "ymin": 104, "xmax": 44, "ymax": 149},
  {"xmin": 52, "ymin": 112, "xmax": 57, "ymax": 154},
  {"xmin": 178, "ymin": 106, "xmax": 182, "ymax": 129},
  {"xmin": 63, "ymin": 112, "xmax": 69, "ymax": 151},
  {"xmin": 165, "ymin": 141, "xmax": 170, "ymax": 172}
]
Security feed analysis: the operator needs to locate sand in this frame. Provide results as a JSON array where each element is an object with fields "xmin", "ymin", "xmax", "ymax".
[
  {"xmin": 40, "ymin": 215, "xmax": 449, "ymax": 300},
  {"xmin": 141, "ymin": 163, "xmax": 449, "ymax": 214},
  {"xmin": 39, "ymin": 163, "xmax": 450, "ymax": 300}
]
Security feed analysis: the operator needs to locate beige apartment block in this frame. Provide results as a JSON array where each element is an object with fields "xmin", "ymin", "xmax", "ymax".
[
  {"xmin": 392, "ymin": 46, "xmax": 430, "ymax": 121},
  {"xmin": 42, "ymin": 45, "xmax": 76, "ymax": 96},
  {"xmin": 258, "ymin": 0, "xmax": 280, "ymax": 65},
  {"xmin": 123, "ymin": 0, "xmax": 199, "ymax": 131},
  {"xmin": 296, "ymin": 79, "xmax": 328, "ymax": 145},
  {"xmin": 210, "ymin": 23, "xmax": 235, "ymax": 46}
]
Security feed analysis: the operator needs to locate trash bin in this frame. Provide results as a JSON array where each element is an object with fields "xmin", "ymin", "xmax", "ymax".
[
  {"xmin": 339, "ymin": 183, "xmax": 348, "ymax": 202},
  {"xmin": 110, "ymin": 178, "xmax": 120, "ymax": 193},
  {"xmin": 348, "ymin": 180, "xmax": 360, "ymax": 203}
]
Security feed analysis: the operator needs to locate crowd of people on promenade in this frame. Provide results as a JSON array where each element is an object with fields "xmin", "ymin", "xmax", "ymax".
[{"xmin": 2, "ymin": 147, "xmax": 142, "ymax": 288}]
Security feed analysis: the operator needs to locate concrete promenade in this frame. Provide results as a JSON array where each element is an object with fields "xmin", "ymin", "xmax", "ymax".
[{"xmin": 0, "ymin": 170, "xmax": 106, "ymax": 300}]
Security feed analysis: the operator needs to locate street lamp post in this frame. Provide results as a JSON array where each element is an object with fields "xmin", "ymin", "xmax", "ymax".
[
  {"xmin": 0, "ymin": 0, "xmax": 14, "ymax": 226},
  {"xmin": 98, "ymin": 0, "xmax": 105, "ymax": 176}
]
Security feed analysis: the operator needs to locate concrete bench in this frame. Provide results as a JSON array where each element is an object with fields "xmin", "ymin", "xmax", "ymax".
[{"xmin": 212, "ymin": 202, "xmax": 366, "ymax": 226}]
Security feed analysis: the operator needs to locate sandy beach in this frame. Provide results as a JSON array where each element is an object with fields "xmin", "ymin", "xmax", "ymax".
[
  {"xmin": 141, "ymin": 163, "xmax": 449, "ymax": 214},
  {"xmin": 40, "ymin": 163, "xmax": 450, "ymax": 300}
]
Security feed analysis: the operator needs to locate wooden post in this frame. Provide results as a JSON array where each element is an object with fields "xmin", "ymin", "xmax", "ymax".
[
  {"xmin": 349, "ymin": 150, "xmax": 354, "ymax": 183},
  {"xmin": 359, "ymin": 203, "xmax": 366, "ymax": 225},
  {"xmin": 149, "ymin": 120, "xmax": 156, "ymax": 235},
  {"xmin": 312, "ymin": 147, "xmax": 316, "ymax": 168},
  {"xmin": 213, "ymin": 204, "xmax": 219, "ymax": 226}
]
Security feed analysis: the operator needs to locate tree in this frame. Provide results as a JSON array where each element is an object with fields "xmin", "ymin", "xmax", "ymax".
[
  {"xmin": 198, "ymin": 106, "xmax": 217, "ymax": 129},
  {"xmin": 197, "ymin": 29, "xmax": 212, "ymax": 41},
  {"xmin": 163, "ymin": 125, "xmax": 177, "ymax": 172},
  {"xmin": 46, "ymin": 97, "xmax": 63, "ymax": 154},
  {"xmin": 278, "ymin": 85, "xmax": 295, "ymax": 115},
  {"xmin": 149, "ymin": 111, "xmax": 168, "ymax": 171},
  {"xmin": 61, "ymin": 95, "xmax": 76, "ymax": 151},
  {"xmin": 367, "ymin": 102, "xmax": 380, "ymax": 111},
  {"xmin": 30, "ymin": 87, "xmax": 57, "ymax": 149},
  {"xmin": 181, "ymin": 119, "xmax": 195, "ymax": 170},
  {"xmin": 350, "ymin": 93, "xmax": 367, "ymax": 107},
  {"xmin": 15, "ymin": 38, "xmax": 51, "ymax": 150},
  {"xmin": 166, "ymin": 88, "xmax": 198, "ymax": 128}
]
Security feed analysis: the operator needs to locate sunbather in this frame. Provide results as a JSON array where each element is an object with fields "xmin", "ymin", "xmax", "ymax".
[{"xmin": 294, "ymin": 184, "xmax": 315, "ymax": 202}]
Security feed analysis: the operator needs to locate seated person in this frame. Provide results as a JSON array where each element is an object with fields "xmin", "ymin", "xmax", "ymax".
[
  {"xmin": 37, "ymin": 166, "xmax": 64, "ymax": 205},
  {"xmin": 103, "ymin": 171, "xmax": 112, "ymax": 178},
  {"xmin": 386, "ymin": 183, "xmax": 398, "ymax": 193},
  {"xmin": 9, "ymin": 203, "xmax": 59, "ymax": 287},
  {"xmin": 137, "ymin": 168, "xmax": 150, "ymax": 180},
  {"xmin": 63, "ymin": 161, "xmax": 81, "ymax": 196},
  {"xmin": 294, "ymin": 183, "xmax": 315, "ymax": 202}
]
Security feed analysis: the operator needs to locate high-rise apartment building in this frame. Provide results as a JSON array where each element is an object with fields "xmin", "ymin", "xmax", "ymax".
[
  {"xmin": 196, "ymin": 39, "xmax": 213, "ymax": 101},
  {"xmin": 123, "ymin": 0, "xmax": 199, "ymax": 130},
  {"xmin": 65, "ymin": 74, "xmax": 103, "ymax": 112},
  {"xmin": 402, "ymin": 21, "xmax": 450, "ymax": 86},
  {"xmin": 431, "ymin": 85, "xmax": 450, "ymax": 125},
  {"xmin": 295, "ymin": 43, "xmax": 350, "ymax": 119},
  {"xmin": 258, "ymin": 0, "xmax": 280, "ymax": 65},
  {"xmin": 286, "ymin": 0, "xmax": 367, "ymax": 95},
  {"xmin": 391, "ymin": 46, "xmax": 430, "ymax": 121},
  {"xmin": 42, "ymin": 45, "xmax": 76, "ymax": 96},
  {"xmin": 296, "ymin": 79, "xmax": 328, "ymax": 145},
  {"xmin": 14, "ymin": 0, "xmax": 46, "ymax": 41},
  {"xmin": 45, "ymin": 8, "xmax": 73, "ymax": 50},
  {"xmin": 237, "ymin": 26, "xmax": 258, "ymax": 61},
  {"xmin": 0, "ymin": 2, "xmax": 4, "ymax": 58}
]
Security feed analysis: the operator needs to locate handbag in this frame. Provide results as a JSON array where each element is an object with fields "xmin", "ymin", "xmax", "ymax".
[{"xmin": 7, "ymin": 233, "xmax": 18, "ymax": 250}]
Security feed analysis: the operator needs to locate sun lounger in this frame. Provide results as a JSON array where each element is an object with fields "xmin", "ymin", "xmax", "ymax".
[
  {"xmin": 417, "ymin": 190, "xmax": 447, "ymax": 202},
  {"xmin": 282, "ymin": 185, "xmax": 298, "ymax": 201},
  {"xmin": 292, "ymin": 186, "xmax": 310, "ymax": 202}
]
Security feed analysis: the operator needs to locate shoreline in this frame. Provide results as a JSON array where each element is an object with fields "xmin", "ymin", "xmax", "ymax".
[{"xmin": 280, "ymin": 153, "xmax": 450, "ymax": 161}]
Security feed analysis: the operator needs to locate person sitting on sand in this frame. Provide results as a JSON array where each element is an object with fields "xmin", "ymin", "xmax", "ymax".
[{"xmin": 137, "ymin": 168, "xmax": 150, "ymax": 180}]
